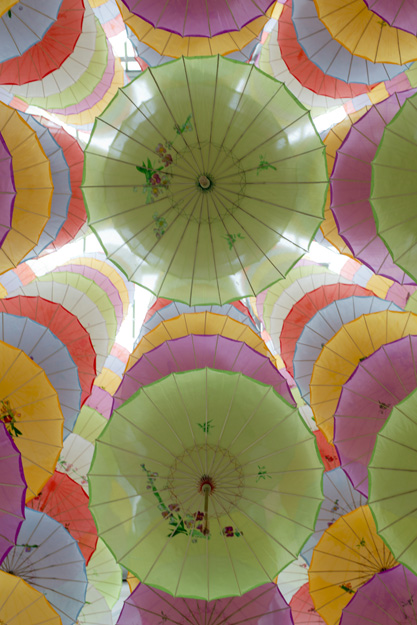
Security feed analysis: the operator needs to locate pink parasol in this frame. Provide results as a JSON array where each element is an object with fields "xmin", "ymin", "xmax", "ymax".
[
  {"xmin": 364, "ymin": 0, "xmax": 417, "ymax": 36},
  {"xmin": 0, "ymin": 132, "xmax": 14, "ymax": 247}
]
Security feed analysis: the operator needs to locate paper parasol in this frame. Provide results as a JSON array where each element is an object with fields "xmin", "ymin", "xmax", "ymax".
[
  {"xmin": 0, "ymin": 0, "xmax": 62, "ymax": 63},
  {"xmin": 121, "ymin": 0, "xmax": 275, "ymax": 37},
  {"xmin": 117, "ymin": 0, "xmax": 276, "ymax": 58},
  {"xmin": 83, "ymin": 55, "xmax": 328, "ymax": 306},
  {"xmin": 290, "ymin": 583, "xmax": 325, "ymax": 624},
  {"xmin": 292, "ymin": 0, "xmax": 411, "ymax": 84},
  {"xmin": 113, "ymin": 335, "xmax": 294, "ymax": 412},
  {"xmin": 0, "ymin": 339, "xmax": 63, "ymax": 502},
  {"xmin": 334, "ymin": 335, "xmax": 417, "ymax": 497},
  {"xmin": 92, "ymin": 0, "xmax": 124, "ymax": 38},
  {"xmin": 0, "ymin": 132, "xmax": 14, "ymax": 248},
  {"xmin": 77, "ymin": 583, "xmax": 113, "ymax": 625},
  {"xmin": 58, "ymin": 433, "xmax": 93, "ymax": 494},
  {"xmin": 313, "ymin": 0, "xmax": 417, "ymax": 64},
  {"xmin": 0, "ymin": 421, "xmax": 26, "ymax": 566},
  {"xmin": 280, "ymin": 284, "xmax": 372, "ymax": 377},
  {"xmin": 73, "ymin": 405, "xmax": 107, "ymax": 443},
  {"xmin": 136, "ymin": 301, "xmax": 259, "ymax": 345},
  {"xmin": 368, "ymin": 386, "xmax": 417, "ymax": 573},
  {"xmin": 89, "ymin": 368, "xmax": 323, "ymax": 599},
  {"xmin": 127, "ymin": 572, "xmax": 140, "ymax": 593},
  {"xmin": 0, "ymin": 571, "xmax": 62, "ymax": 625},
  {"xmin": 314, "ymin": 430, "xmax": 340, "ymax": 472},
  {"xmin": 364, "ymin": 0, "xmax": 417, "ymax": 36},
  {"xmin": 12, "ymin": 275, "xmax": 113, "ymax": 371},
  {"xmin": 0, "ymin": 0, "xmax": 84, "ymax": 85},
  {"xmin": 371, "ymin": 91, "xmax": 417, "ymax": 283},
  {"xmin": 331, "ymin": 91, "xmax": 416, "ymax": 284},
  {"xmin": 27, "ymin": 471, "xmax": 98, "ymax": 564},
  {"xmin": 310, "ymin": 310, "xmax": 417, "ymax": 442},
  {"xmin": 293, "ymin": 295, "xmax": 401, "ymax": 404},
  {"xmin": 126, "ymin": 312, "xmax": 274, "ymax": 370},
  {"xmin": 0, "ymin": 103, "xmax": 53, "ymax": 274},
  {"xmin": 144, "ymin": 296, "xmax": 256, "ymax": 326},
  {"xmin": 1, "ymin": 508, "xmax": 88, "ymax": 625},
  {"xmin": 86, "ymin": 538, "xmax": 122, "ymax": 609},
  {"xmin": 0, "ymin": 312, "xmax": 81, "ymax": 439},
  {"xmin": 340, "ymin": 564, "xmax": 417, "ymax": 624},
  {"xmin": 300, "ymin": 467, "xmax": 367, "ymax": 565},
  {"xmin": 34, "ymin": 117, "xmax": 86, "ymax": 252},
  {"xmin": 276, "ymin": 556, "xmax": 309, "ymax": 603},
  {"xmin": 117, "ymin": 582, "xmax": 292, "ymax": 625},
  {"xmin": 85, "ymin": 383, "xmax": 113, "ymax": 418},
  {"xmin": 309, "ymin": 505, "xmax": 398, "ymax": 625},
  {"xmin": 0, "ymin": 295, "xmax": 96, "ymax": 407}
]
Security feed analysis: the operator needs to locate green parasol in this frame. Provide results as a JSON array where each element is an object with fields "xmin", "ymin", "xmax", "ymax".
[
  {"xmin": 369, "ymin": 387, "xmax": 417, "ymax": 574},
  {"xmin": 88, "ymin": 368, "xmax": 323, "ymax": 600},
  {"xmin": 82, "ymin": 55, "xmax": 328, "ymax": 305},
  {"xmin": 371, "ymin": 91, "xmax": 417, "ymax": 283},
  {"xmin": 86, "ymin": 538, "xmax": 122, "ymax": 609}
]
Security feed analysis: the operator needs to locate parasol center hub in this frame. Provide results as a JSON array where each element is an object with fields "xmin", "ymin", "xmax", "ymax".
[
  {"xmin": 198, "ymin": 175, "xmax": 212, "ymax": 190},
  {"xmin": 199, "ymin": 475, "xmax": 215, "ymax": 493}
]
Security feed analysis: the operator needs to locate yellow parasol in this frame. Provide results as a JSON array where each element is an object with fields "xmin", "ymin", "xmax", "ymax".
[
  {"xmin": 0, "ymin": 340, "xmax": 63, "ymax": 502},
  {"xmin": 309, "ymin": 505, "xmax": 398, "ymax": 625},
  {"xmin": 116, "ymin": 0, "xmax": 276, "ymax": 58},
  {"xmin": 314, "ymin": 0, "xmax": 417, "ymax": 64},
  {"xmin": 310, "ymin": 310, "xmax": 417, "ymax": 442},
  {"xmin": 0, "ymin": 571, "xmax": 62, "ymax": 625},
  {"xmin": 126, "ymin": 311, "xmax": 274, "ymax": 370},
  {"xmin": 0, "ymin": 103, "xmax": 53, "ymax": 274},
  {"xmin": 0, "ymin": 0, "xmax": 17, "ymax": 17}
]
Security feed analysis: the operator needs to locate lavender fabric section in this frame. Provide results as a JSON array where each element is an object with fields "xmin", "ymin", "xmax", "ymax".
[
  {"xmin": 340, "ymin": 565, "xmax": 417, "ymax": 624},
  {"xmin": 85, "ymin": 385, "xmax": 113, "ymax": 419},
  {"xmin": 330, "ymin": 90, "xmax": 417, "ymax": 285},
  {"xmin": 121, "ymin": 0, "xmax": 275, "ymax": 38},
  {"xmin": 334, "ymin": 335, "xmax": 417, "ymax": 497},
  {"xmin": 363, "ymin": 0, "xmax": 417, "ymax": 36},
  {"xmin": 54, "ymin": 263, "xmax": 124, "ymax": 329},
  {"xmin": 0, "ymin": 133, "xmax": 15, "ymax": 248},
  {"xmin": 113, "ymin": 334, "xmax": 295, "ymax": 412},
  {"xmin": 0, "ymin": 422, "xmax": 26, "ymax": 566},
  {"xmin": 117, "ymin": 582, "xmax": 292, "ymax": 625}
]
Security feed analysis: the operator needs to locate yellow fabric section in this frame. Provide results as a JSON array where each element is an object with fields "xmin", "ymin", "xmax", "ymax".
[
  {"xmin": 127, "ymin": 311, "xmax": 273, "ymax": 370},
  {"xmin": 63, "ymin": 256, "xmax": 130, "ymax": 317},
  {"xmin": 94, "ymin": 367, "xmax": 121, "ymax": 395},
  {"xmin": 88, "ymin": 0, "xmax": 108, "ymax": 7},
  {"xmin": 0, "ymin": 341, "xmax": 63, "ymax": 502},
  {"xmin": 54, "ymin": 57, "xmax": 124, "ymax": 126},
  {"xmin": 127, "ymin": 572, "xmax": 140, "ymax": 593},
  {"xmin": 311, "ymin": 310, "xmax": 417, "ymax": 441},
  {"xmin": 309, "ymin": 506, "xmax": 397, "ymax": 625},
  {"xmin": 0, "ymin": 0, "xmax": 17, "ymax": 17},
  {"xmin": 0, "ymin": 104, "xmax": 52, "ymax": 275},
  {"xmin": 0, "ymin": 572, "xmax": 62, "ymax": 625},
  {"xmin": 365, "ymin": 274, "xmax": 393, "ymax": 299},
  {"xmin": 314, "ymin": 0, "xmax": 417, "ymax": 64},
  {"xmin": 117, "ymin": 0, "xmax": 276, "ymax": 58}
]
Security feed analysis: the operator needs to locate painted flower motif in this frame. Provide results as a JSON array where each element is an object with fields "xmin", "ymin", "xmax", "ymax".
[
  {"xmin": 162, "ymin": 153, "xmax": 173, "ymax": 167},
  {"xmin": 151, "ymin": 173, "xmax": 161, "ymax": 186},
  {"xmin": 161, "ymin": 510, "xmax": 171, "ymax": 518},
  {"xmin": 156, "ymin": 143, "xmax": 166, "ymax": 155},
  {"xmin": 169, "ymin": 503, "xmax": 180, "ymax": 511},
  {"xmin": 223, "ymin": 526, "xmax": 234, "ymax": 537},
  {"xmin": 194, "ymin": 511, "xmax": 204, "ymax": 521}
]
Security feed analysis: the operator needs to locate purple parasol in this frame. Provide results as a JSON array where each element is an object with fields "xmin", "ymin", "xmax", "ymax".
[
  {"xmin": 120, "ymin": 0, "xmax": 275, "ymax": 38},
  {"xmin": 334, "ymin": 334, "xmax": 417, "ymax": 497},
  {"xmin": 330, "ymin": 90, "xmax": 417, "ymax": 285},
  {"xmin": 340, "ymin": 564, "xmax": 417, "ymax": 624},
  {"xmin": 0, "ymin": 421, "xmax": 26, "ymax": 566},
  {"xmin": 113, "ymin": 333, "xmax": 294, "ymax": 412},
  {"xmin": 364, "ymin": 0, "xmax": 417, "ymax": 37},
  {"xmin": 0, "ymin": 133, "xmax": 15, "ymax": 248},
  {"xmin": 117, "ymin": 582, "xmax": 293, "ymax": 625}
]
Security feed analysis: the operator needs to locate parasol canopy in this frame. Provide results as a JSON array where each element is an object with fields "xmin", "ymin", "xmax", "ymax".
[
  {"xmin": 0, "ymin": 132, "xmax": 15, "ymax": 248},
  {"xmin": 73, "ymin": 405, "xmax": 107, "ymax": 443},
  {"xmin": 339, "ymin": 564, "xmax": 417, "ymax": 624},
  {"xmin": 0, "ymin": 339, "xmax": 63, "ymax": 502},
  {"xmin": 293, "ymin": 295, "xmax": 401, "ymax": 404},
  {"xmin": 276, "ymin": 556, "xmax": 309, "ymax": 603},
  {"xmin": 371, "ymin": 91, "xmax": 417, "ymax": 283},
  {"xmin": 310, "ymin": 310, "xmax": 417, "ymax": 441},
  {"xmin": 0, "ymin": 571, "xmax": 62, "ymax": 625},
  {"xmin": 89, "ymin": 368, "xmax": 323, "ymax": 600},
  {"xmin": 113, "ymin": 334, "xmax": 294, "ymax": 412},
  {"xmin": 117, "ymin": 582, "xmax": 293, "ymax": 625},
  {"xmin": 77, "ymin": 583, "xmax": 113, "ymax": 625},
  {"xmin": 331, "ymin": 90, "xmax": 416, "ymax": 284},
  {"xmin": 27, "ymin": 470, "xmax": 98, "ymax": 564},
  {"xmin": 127, "ymin": 311, "xmax": 275, "ymax": 370},
  {"xmin": 314, "ymin": 0, "xmax": 417, "ymax": 63},
  {"xmin": 83, "ymin": 55, "xmax": 328, "ymax": 306},
  {"xmin": 309, "ymin": 505, "xmax": 398, "ymax": 625},
  {"xmin": 0, "ymin": 421, "xmax": 26, "ymax": 566},
  {"xmin": 369, "ymin": 386, "xmax": 417, "ymax": 574},
  {"xmin": 363, "ymin": 0, "xmax": 417, "ymax": 36},
  {"xmin": 334, "ymin": 334, "xmax": 417, "ymax": 497},
  {"xmin": 290, "ymin": 583, "xmax": 325, "ymax": 624},
  {"xmin": 58, "ymin": 433, "xmax": 94, "ymax": 494},
  {"xmin": 86, "ymin": 537, "xmax": 122, "ymax": 609},
  {"xmin": 0, "ymin": 508, "xmax": 88, "ymax": 625}
]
